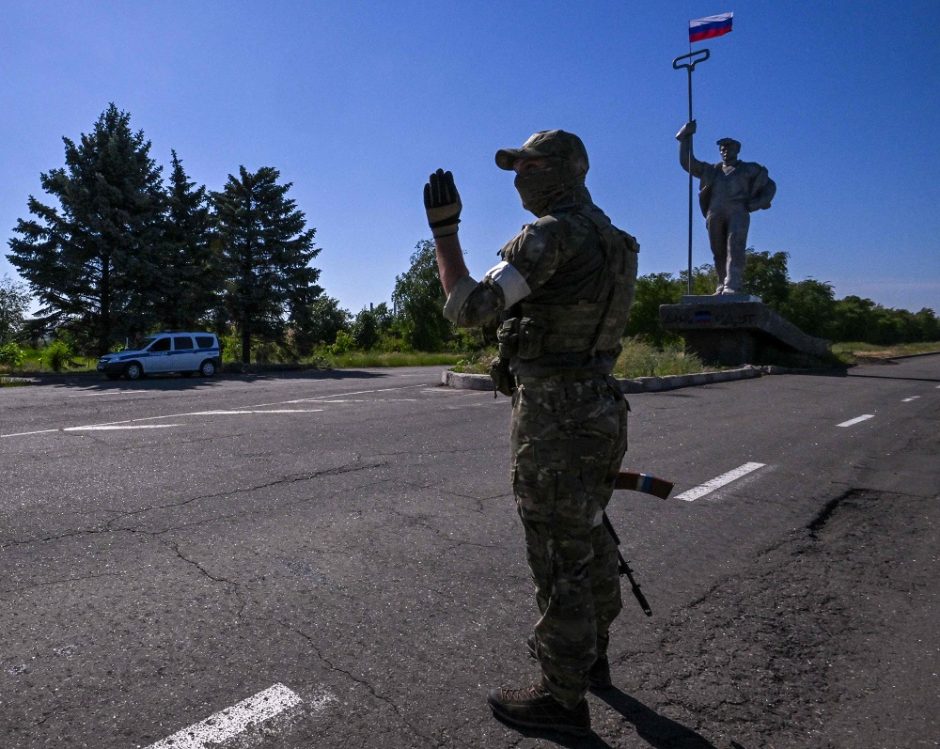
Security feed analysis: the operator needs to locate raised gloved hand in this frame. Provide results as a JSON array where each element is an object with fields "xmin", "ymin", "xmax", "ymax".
[{"xmin": 424, "ymin": 169, "xmax": 462, "ymax": 238}]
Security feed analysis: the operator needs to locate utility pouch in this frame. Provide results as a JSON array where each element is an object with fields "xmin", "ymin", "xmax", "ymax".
[
  {"xmin": 489, "ymin": 356, "xmax": 516, "ymax": 397},
  {"xmin": 496, "ymin": 317, "xmax": 520, "ymax": 359},
  {"xmin": 517, "ymin": 317, "xmax": 545, "ymax": 360}
]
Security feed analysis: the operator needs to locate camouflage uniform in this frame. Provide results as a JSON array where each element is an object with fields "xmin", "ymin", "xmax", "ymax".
[{"xmin": 443, "ymin": 131, "xmax": 638, "ymax": 710}]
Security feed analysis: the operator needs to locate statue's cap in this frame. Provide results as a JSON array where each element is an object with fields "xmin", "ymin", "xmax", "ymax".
[
  {"xmin": 716, "ymin": 137, "xmax": 741, "ymax": 149},
  {"xmin": 495, "ymin": 130, "xmax": 589, "ymax": 175}
]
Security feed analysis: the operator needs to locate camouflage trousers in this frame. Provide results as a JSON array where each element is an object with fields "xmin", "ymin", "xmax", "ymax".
[{"xmin": 510, "ymin": 374, "xmax": 629, "ymax": 708}]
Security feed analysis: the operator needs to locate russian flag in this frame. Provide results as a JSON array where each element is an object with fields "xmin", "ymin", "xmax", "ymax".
[{"xmin": 689, "ymin": 12, "xmax": 733, "ymax": 43}]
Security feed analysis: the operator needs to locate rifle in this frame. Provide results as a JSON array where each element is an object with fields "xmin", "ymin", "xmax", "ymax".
[{"xmin": 605, "ymin": 470, "xmax": 675, "ymax": 617}]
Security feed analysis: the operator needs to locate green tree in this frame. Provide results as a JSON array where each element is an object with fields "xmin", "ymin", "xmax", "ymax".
[
  {"xmin": 0, "ymin": 275, "xmax": 31, "ymax": 343},
  {"xmin": 624, "ymin": 272, "xmax": 682, "ymax": 345},
  {"xmin": 392, "ymin": 239, "xmax": 452, "ymax": 351},
  {"xmin": 782, "ymin": 279, "xmax": 836, "ymax": 339},
  {"xmin": 372, "ymin": 302, "xmax": 394, "ymax": 332},
  {"xmin": 156, "ymin": 150, "xmax": 219, "ymax": 329},
  {"xmin": 678, "ymin": 263, "xmax": 719, "ymax": 296},
  {"xmin": 743, "ymin": 249, "xmax": 790, "ymax": 310},
  {"xmin": 291, "ymin": 295, "xmax": 350, "ymax": 354},
  {"xmin": 7, "ymin": 104, "xmax": 165, "ymax": 354},
  {"xmin": 831, "ymin": 295, "xmax": 877, "ymax": 342},
  {"xmin": 211, "ymin": 166, "xmax": 321, "ymax": 363},
  {"xmin": 913, "ymin": 308, "xmax": 940, "ymax": 341},
  {"xmin": 352, "ymin": 306, "xmax": 380, "ymax": 350}
]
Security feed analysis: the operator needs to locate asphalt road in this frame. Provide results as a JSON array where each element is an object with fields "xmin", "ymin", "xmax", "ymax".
[{"xmin": 1, "ymin": 358, "xmax": 937, "ymax": 749}]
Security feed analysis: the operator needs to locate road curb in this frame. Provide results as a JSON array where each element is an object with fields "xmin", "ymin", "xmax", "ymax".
[
  {"xmin": 0, "ymin": 375, "xmax": 40, "ymax": 385},
  {"xmin": 442, "ymin": 365, "xmax": 764, "ymax": 393}
]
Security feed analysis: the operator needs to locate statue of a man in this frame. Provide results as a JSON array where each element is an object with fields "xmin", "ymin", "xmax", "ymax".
[{"xmin": 676, "ymin": 120, "xmax": 776, "ymax": 295}]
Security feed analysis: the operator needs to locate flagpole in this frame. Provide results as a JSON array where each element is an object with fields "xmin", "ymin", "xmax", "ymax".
[{"xmin": 673, "ymin": 48, "xmax": 710, "ymax": 295}]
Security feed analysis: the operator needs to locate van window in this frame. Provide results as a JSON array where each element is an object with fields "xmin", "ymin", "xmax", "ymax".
[
  {"xmin": 174, "ymin": 336, "xmax": 194, "ymax": 350},
  {"xmin": 150, "ymin": 337, "xmax": 171, "ymax": 352},
  {"xmin": 196, "ymin": 336, "xmax": 215, "ymax": 349}
]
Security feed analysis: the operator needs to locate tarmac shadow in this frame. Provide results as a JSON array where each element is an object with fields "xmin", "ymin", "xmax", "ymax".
[
  {"xmin": 489, "ymin": 688, "xmax": 719, "ymax": 748},
  {"xmin": 594, "ymin": 688, "xmax": 718, "ymax": 748},
  {"xmin": 490, "ymin": 711, "xmax": 614, "ymax": 748}
]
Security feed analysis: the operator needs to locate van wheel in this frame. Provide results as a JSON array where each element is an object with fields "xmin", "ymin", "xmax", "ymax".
[
  {"xmin": 124, "ymin": 362, "xmax": 143, "ymax": 380},
  {"xmin": 199, "ymin": 359, "xmax": 216, "ymax": 377}
]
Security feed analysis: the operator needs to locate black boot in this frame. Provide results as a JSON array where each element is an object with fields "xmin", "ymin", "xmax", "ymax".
[
  {"xmin": 487, "ymin": 684, "xmax": 590, "ymax": 736},
  {"xmin": 526, "ymin": 635, "xmax": 613, "ymax": 690}
]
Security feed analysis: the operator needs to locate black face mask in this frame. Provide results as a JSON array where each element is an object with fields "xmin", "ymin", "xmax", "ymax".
[{"xmin": 513, "ymin": 163, "xmax": 587, "ymax": 217}]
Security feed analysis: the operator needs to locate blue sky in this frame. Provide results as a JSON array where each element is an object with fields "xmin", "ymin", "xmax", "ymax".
[{"xmin": 2, "ymin": 1, "xmax": 938, "ymax": 315}]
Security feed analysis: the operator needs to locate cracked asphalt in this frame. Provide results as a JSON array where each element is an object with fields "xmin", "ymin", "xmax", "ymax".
[{"xmin": 0, "ymin": 360, "xmax": 937, "ymax": 748}]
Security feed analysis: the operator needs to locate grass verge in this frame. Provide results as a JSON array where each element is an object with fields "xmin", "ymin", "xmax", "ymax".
[
  {"xmin": 450, "ymin": 339, "xmax": 712, "ymax": 379},
  {"xmin": 831, "ymin": 341, "xmax": 940, "ymax": 366}
]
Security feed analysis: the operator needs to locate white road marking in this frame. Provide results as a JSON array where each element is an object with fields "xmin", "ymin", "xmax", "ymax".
[
  {"xmin": 63, "ymin": 424, "xmax": 180, "ymax": 431},
  {"xmin": 144, "ymin": 683, "xmax": 303, "ymax": 749},
  {"xmin": 288, "ymin": 398, "xmax": 418, "ymax": 404},
  {"xmin": 190, "ymin": 409, "xmax": 324, "ymax": 415},
  {"xmin": 902, "ymin": 396, "xmax": 921, "ymax": 402},
  {"xmin": 68, "ymin": 390, "xmax": 148, "ymax": 397},
  {"xmin": 675, "ymin": 462, "xmax": 766, "ymax": 502},
  {"xmin": 2, "ymin": 384, "xmax": 428, "ymax": 439},
  {"xmin": 1, "ymin": 428, "xmax": 59, "ymax": 439},
  {"xmin": 837, "ymin": 414, "xmax": 875, "ymax": 428}
]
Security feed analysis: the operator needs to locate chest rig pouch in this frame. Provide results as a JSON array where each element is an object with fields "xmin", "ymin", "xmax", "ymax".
[{"xmin": 515, "ymin": 213, "xmax": 638, "ymax": 362}]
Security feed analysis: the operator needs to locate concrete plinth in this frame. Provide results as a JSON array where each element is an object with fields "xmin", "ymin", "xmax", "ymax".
[{"xmin": 660, "ymin": 296, "xmax": 830, "ymax": 366}]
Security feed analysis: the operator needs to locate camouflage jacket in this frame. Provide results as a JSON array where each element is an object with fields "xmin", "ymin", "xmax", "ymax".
[{"xmin": 443, "ymin": 202, "xmax": 638, "ymax": 377}]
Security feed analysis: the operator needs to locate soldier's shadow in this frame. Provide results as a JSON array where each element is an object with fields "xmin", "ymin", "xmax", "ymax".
[
  {"xmin": 595, "ymin": 688, "xmax": 718, "ymax": 748},
  {"xmin": 490, "ymin": 688, "xmax": 718, "ymax": 748}
]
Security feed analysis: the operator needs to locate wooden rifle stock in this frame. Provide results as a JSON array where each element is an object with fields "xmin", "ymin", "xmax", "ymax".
[
  {"xmin": 614, "ymin": 471, "xmax": 674, "ymax": 499},
  {"xmin": 604, "ymin": 470, "xmax": 674, "ymax": 616}
]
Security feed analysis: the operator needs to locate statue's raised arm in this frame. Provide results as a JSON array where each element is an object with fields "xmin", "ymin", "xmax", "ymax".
[{"xmin": 676, "ymin": 120, "xmax": 706, "ymax": 177}]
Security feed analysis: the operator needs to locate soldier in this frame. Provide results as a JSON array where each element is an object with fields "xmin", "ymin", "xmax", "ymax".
[
  {"xmin": 676, "ymin": 120, "xmax": 776, "ymax": 294},
  {"xmin": 423, "ymin": 130, "xmax": 639, "ymax": 735}
]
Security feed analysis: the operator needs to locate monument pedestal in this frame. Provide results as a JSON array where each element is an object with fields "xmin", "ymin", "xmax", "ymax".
[{"xmin": 660, "ymin": 295, "xmax": 830, "ymax": 367}]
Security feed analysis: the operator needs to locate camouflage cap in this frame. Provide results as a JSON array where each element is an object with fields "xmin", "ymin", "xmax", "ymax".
[
  {"xmin": 716, "ymin": 137, "xmax": 741, "ymax": 150},
  {"xmin": 495, "ymin": 130, "xmax": 589, "ymax": 175}
]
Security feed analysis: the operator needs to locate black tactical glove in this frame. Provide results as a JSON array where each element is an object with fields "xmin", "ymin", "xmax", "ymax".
[{"xmin": 424, "ymin": 169, "xmax": 462, "ymax": 238}]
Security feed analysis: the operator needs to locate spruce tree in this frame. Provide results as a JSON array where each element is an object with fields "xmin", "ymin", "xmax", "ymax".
[
  {"xmin": 6, "ymin": 104, "xmax": 165, "ymax": 354},
  {"xmin": 156, "ymin": 150, "xmax": 219, "ymax": 330},
  {"xmin": 211, "ymin": 166, "xmax": 321, "ymax": 363}
]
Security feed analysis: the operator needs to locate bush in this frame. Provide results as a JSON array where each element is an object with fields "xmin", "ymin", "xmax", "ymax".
[
  {"xmin": 613, "ymin": 338, "xmax": 708, "ymax": 378},
  {"xmin": 0, "ymin": 342, "xmax": 25, "ymax": 369},
  {"xmin": 330, "ymin": 330, "xmax": 354, "ymax": 355},
  {"xmin": 43, "ymin": 339, "xmax": 74, "ymax": 372}
]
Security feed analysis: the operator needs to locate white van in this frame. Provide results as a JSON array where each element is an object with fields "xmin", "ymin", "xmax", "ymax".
[{"xmin": 97, "ymin": 332, "xmax": 221, "ymax": 380}]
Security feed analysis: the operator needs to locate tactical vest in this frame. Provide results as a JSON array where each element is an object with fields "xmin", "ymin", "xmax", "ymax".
[{"xmin": 498, "ymin": 207, "xmax": 638, "ymax": 377}]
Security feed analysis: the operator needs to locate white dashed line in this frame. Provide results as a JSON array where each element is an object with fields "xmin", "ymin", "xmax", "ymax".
[
  {"xmin": 837, "ymin": 414, "xmax": 875, "ymax": 428},
  {"xmin": 902, "ymin": 396, "xmax": 921, "ymax": 402},
  {"xmin": 674, "ymin": 462, "xmax": 766, "ymax": 502},
  {"xmin": 144, "ymin": 683, "xmax": 303, "ymax": 749}
]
